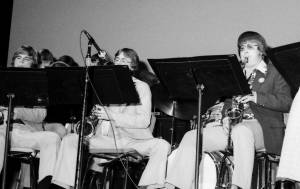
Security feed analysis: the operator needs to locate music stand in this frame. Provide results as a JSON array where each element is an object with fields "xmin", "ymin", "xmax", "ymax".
[
  {"xmin": 0, "ymin": 68, "xmax": 48, "ymax": 189},
  {"xmin": 267, "ymin": 41, "xmax": 300, "ymax": 97},
  {"xmin": 46, "ymin": 67, "xmax": 85, "ymax": 105},
  {"xmin": 89, "ymin": 65, "xmax": 140, "ymax": 105},
  {"xmin": 46, "ymin": 65, "xmax": 140, "ymax": 106},
  {"xmin": 0, "ymin": 68, "xmax": 49, "ymax": 106},
  {"xmin": 45, "ymin": 67, "xmax": 85, "ymax": 124},
  {"xmin": 47, "ymin": 65, "xmax": 140, "ymax": 189},
  {"xmin": 148, "ymin": 54, "xmax": 251, "ymax": 189}
]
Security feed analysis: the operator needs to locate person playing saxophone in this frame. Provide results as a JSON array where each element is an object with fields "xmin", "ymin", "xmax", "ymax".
[
  {"xmin": 165, "ymin": 31, "xmax": 292, "ymax": 189},
  {"xmin": 52, "ymin": 48, "xmax": 171, "ymax": 189}
]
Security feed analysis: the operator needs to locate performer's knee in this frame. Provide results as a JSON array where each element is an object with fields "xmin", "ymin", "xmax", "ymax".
[
  {"xmin": 180, "ymin": 130, "xmax": 196, "ymax": 146},
  {"xmin": 61, "ymin": 133, "xmax": 78, "ymax": 147},
  {"xmin": 156, "ymin": 138, "xmax": 171, "ymax": 153},
  {"xmin": 44, "ymin": 131, "xmax": 61, "ymax": 145},
  {"xmin": 231, "ymin": 125, "xmax": 254, "ymax": 143},
  {"xmin": 54, "ymin": 123, "xmax": 67, "ymax": 138}
]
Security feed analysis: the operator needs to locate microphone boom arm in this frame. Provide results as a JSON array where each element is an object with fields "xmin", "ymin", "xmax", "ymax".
[{"xmin": 83, "ymin": 30, "xmax": 112, "ymax": 63}]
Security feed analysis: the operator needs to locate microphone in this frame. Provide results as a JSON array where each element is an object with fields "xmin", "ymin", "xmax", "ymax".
[
  {"xmin": 85, "ymin": 41, "xmax": 92, "ymax": 66},
  {"xmin": 83, "ymin": 30, "xmax": 104, "ymax": 54}
]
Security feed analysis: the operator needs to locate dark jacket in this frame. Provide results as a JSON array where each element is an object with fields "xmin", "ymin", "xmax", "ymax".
[{"xmin": 249, "ymin": 63, "xmax": 292, "ymax": 155}]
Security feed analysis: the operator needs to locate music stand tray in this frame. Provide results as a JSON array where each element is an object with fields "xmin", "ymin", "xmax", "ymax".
[
  {"xmin": 46, "ymin": 67, "xmax": 85, "ymax": 105},
  {"xmin": 46, "ymin": 65, "xmax": 139, "ymax": 106},
  {"xmin": 0, "ymin": 68, "xmax": 48, "ymax": 107},
  {"xmin": 89, "ymin": 65, "xmax": 140, "ymax": 105},
  {"xmin": 148, "ymin": 54, "xmax": 251, "ymax": 114}
]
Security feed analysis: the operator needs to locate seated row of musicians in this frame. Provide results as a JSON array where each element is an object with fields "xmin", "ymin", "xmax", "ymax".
[
  {"xmin": 1, "ymin": 30, "xmax": 298, "ymax": 189},
  {"xmin": 51, "ymin": 48, "xmax": 171, "ymax": 189},
  {"xmin": 0, "ymin": 46, "xmax": 171, "ymax": 189}
]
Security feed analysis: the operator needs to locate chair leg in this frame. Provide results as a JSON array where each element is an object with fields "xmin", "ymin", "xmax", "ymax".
[
  {"xmin": 14, "ymin": 166, "xmax": 23, "ymax": 189},
  {"xmin": 29, "ymin": 157, "xmax": 37, "ymax": 189},
  {"xmin": 109, "ymin": 167, "xmax": 114, "ymax": 189},
  {"xmin": 263, "ymin": 154, "xmax": 280, "ymax": 189},
  {"xmin": 88, "ymin": 171, "xmax": 96, "ymax": 189},
  {"xmin": 123, "ymin": 158, "xmax": 129, "ymax": 189},
  {"xmin": 256, "ymin": 157, "xmax": 263, "ymax": 189},
  {"xmin": 102, "ymin": 166, "xmax": 110, "ymax": 189},
  {"xmin": 265, "ymin": 155, "xmax": 270, "ymax": 189}
]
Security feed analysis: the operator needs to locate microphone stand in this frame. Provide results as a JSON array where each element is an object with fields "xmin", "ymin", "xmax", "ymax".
[
  {"xmin": 74, "ymin": 41, "xmax": 92, "ymax": 189},
  {"xmin": 170, "ymin": 100, "xmax": 176, "ymax": 149},
  {"xmin": 1, "ymin": 94, "xmax": 15, "ymax": 189},
  {"xmin": 190, "ymin": 68, "xmax": 205, "ymax": 189},
  {"xmin": 195, "ymin": 84, "xmax": 204, "ymax": 189}
]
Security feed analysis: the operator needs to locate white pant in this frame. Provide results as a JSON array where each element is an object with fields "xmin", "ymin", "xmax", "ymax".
[
  {"xmin": 52, "ymin": 133, "xmax": 170, "ymax": 188},
  {"xmin": 277, "ymin": 88, "xmax": 300, "ymax": 182},
  {"xmin": 0, "ymin": 128, "xmax": 61, "ymax": 182},
  {"xmin": 166, "ymin": 119, "xmax": 265, "ymax": 189}
]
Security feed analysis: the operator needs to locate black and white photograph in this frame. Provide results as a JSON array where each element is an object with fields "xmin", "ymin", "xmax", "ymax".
[{"xmin": 1, "ymin": 1, "xmax": 300, "ymax": 189}]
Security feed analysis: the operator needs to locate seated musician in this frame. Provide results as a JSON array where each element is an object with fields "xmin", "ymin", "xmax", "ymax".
[
  {"xmin": 0, "ymin": 45, "xmax": 63, "ymax": 189},
  {"xmin": 51, "ymin": 48, "xmax": 171, "ymax": 189},
  {"xmin": 37, "ymin": 48, "xmax": 57, "ymax": 68},
  {"xmin": 276, "ymin": 87, "xmax": 300, "ymax": 188},
  {"xmin": 165, "ymin": 31, "xmax": 292, "ymax": 189}
]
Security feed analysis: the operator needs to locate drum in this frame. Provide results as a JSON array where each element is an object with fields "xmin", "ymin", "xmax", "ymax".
[
  {"xmin": 167, "ymin": 150, "xmax": 234, "ymax": 189},
  {"xmin": 200, "ymin": 151, "xmax": 234, "ymax": 189}
]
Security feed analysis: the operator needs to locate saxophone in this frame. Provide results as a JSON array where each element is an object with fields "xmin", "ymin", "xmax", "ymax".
[
  {"xmin": 224, "ymin": 96, "xmax": 245, "ymax": 151},
  {"xmin": 226, "ymin": 96, "xmax": 245, "ymax": 126},
  {"xmin": 74, "ymin": 105, "xmax": 100, "ymax": 139}
]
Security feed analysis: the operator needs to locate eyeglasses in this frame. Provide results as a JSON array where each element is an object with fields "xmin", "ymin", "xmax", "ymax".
[
  {"xmin": 239, "ymin": 43, "xmax": 259, "ymax": 52},
  {"xmin": 114, "ymin": 57, "xmax": 132, "ymax": 64}
]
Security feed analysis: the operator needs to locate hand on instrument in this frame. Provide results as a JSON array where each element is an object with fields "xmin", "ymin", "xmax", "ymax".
[
  {"xmin": 65, "ymin": 123, "xmax": 73, "ymax": 134},
  {"xmin": 0, "ymin": 107, "xmax": 9, "ymax": 124},
  {"xmin": 93, "ymin": 104, "xmax": 109, "ymax": 120},
  {"xmin": 236, "ymin": 91, "xmax": 257, "ymax": 104},
  {"xmin": 98, "ymin": 51, "xmax": 107, "ymax": 59}
]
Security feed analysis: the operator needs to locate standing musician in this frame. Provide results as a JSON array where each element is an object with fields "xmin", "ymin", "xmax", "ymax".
[
  {"xmin": 165, "ymin": 31, "xmax": 292, "ymax": 189},
  {"xmin": 51, "ymin": 48, "xmax": 171, "ymax": 189},
  {"xmin": 276, "ymin": 87, "xmax": 300, "ymax": 188},
  {"xmin": 0, "ymin": 45, "xmax": 64, "ymax": 189}
]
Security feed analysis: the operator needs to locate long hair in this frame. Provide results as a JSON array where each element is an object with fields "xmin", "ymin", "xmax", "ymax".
[
  {"xmin": 114, "ymin": 48, "xmax": 159, "ymax": 86},
  {"xmin": 114, "ymin": 48, "xmax": 140, "ymax": 71}
]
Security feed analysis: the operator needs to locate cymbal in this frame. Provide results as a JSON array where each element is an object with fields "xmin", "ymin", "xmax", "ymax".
[{"xmin": 151, "ymin": 84, "xmax": 198, "ymax": 120}]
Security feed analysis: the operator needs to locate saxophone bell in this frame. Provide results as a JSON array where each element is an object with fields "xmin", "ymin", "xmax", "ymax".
[
  {"xmin": 74, "ymin": 105, "xmax": 99, "ymax": 139},
  {"xmin": 226, "ymin": 96, "xmax": 244, "ymax": 126}
]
